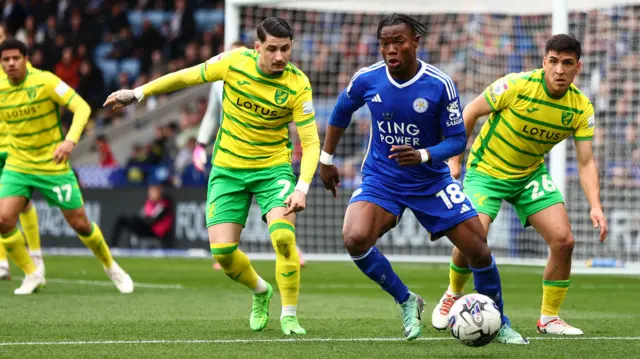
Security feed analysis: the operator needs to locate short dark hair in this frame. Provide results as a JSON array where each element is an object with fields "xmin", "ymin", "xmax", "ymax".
[
  {"xmin": 0, "ymin": 39, "xmax": 27, "ymax": 57},
  {"xmin": 377, "ymin": 13, "xmax": 427, "ymax": 39},
  {"xmin": 256, "ymin": 17, "xmax": 293, "ymax": 42},
  {"xmin": 545, "ymin": 34, "xmax": 582, "ymax": 60}
]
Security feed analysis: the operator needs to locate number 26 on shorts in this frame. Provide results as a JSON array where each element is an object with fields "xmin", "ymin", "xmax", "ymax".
[{"xmin": 525, "ymin": 175, "xmax": 556, "ymax": 200}]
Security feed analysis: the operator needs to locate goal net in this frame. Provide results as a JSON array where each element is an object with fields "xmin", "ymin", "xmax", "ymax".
[{"xmin": 227, "ymin": 1, "xmax": 640, "ymax": 268}]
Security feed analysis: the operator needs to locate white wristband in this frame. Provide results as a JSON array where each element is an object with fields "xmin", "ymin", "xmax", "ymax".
[
  {"xmin": 295, "ymin": 180, "xmax": 310, "ymax": 195},
  {"xmin": 418, "ymin": 149, "xmax": 430, "ymax": 164},
  {"xmin": 133, "ymin": 87, "xmax": 145, "ymax": 102},
  {"xmin": 319, "ymin": 151, "xmax": 334, "ymax": 165}
]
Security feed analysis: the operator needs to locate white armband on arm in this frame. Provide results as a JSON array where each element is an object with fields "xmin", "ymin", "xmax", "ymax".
[
  {"xmin": 418, "ymin": 149, "xmax": 430, "ymax": 163},
  {"xmin": 319, "ymin": 151, "xmax": 333, "ymax": 165},
  {"xmin": 134, "ymin": 87, "xmax": 145, "ymax": 102},
  {"xmin": 295, "ymin": 180, "xmax": 310, "ymax": 195}
]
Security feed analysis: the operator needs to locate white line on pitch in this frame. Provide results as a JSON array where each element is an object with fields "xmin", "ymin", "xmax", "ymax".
[
  {"xmin": 13, "ymin": 277, "xmax": 184, "ymax": 289},
  {"xmin": 1, "ymin": 337, "xmax": 639, "ymax": 346}
]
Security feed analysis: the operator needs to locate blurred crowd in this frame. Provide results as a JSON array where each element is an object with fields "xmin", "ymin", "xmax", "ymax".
[{"xmin": 2, "ymin": 2, "xmax": 639, "ymax": 198}]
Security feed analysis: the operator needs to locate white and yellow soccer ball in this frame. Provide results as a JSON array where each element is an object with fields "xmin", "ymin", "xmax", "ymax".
[{"xmin": 448, "ymin": 293, "xmax": 501, "ymax": 347}]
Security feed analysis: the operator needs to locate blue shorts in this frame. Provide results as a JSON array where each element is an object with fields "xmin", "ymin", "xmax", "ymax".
[{"xmin": 348, "ymin": 177, "xmax": 478, "ymax": 239}]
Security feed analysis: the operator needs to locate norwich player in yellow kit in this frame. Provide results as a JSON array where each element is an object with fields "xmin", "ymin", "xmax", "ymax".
[
  {"xmin": 0, "ymin": 29, "xmax": 43, "ymax": 281},
  {"xmin": 431, "ymin": 34, "xmax": 608, "ymax": 337},
  {"xmin": 0, "ymin": 39, "xmax": 134, "ymax": 295},
  {"xmin": 105, "ymin": 18, "xmax": 320, "ymax": 335}
]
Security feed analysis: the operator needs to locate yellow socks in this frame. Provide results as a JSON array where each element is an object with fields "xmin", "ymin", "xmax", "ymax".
[
  {"xmin": 0, "ymin": 227, "xmax": 36, "ymax": 275},
  {"xmin": 0, "ymin": 240, "xmax": 7, "ymax": 263},
  {"xmin": 541, "ymin": 279, "xmax": 570, "ymax": 323},
  {"xmin": 211, "ymin": 243, "xmax": 267, "ymax": 293},
  {"xmin": 77, "ymin": 223, "xmax": 114, "ymax": 268},
  {"xmin": 20, "ymin": 205, "xmax": 41, "ymax": 254},
  {"xmin": 269, "ymin": 219, "xmax": 300, "ymax": 318},
  {"xmin": 449, "ymin": 261, "xmax": 472, "ymax": 295}
]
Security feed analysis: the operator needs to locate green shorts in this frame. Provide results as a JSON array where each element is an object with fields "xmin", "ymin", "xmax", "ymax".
[
  {"xmin": 206, "ymin": 164, "xmax": 296, "ymax": 227},
  {"xmin": 463, "ymin": 165, "xmax": 564, "ymax": 227},
  {"xmin": 0, "ymin": 169, "xmax": 84, "ymax": 210}
]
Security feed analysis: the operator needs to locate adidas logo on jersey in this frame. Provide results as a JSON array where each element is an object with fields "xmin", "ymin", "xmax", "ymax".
[
  {"xmin": 371, "ymin": 94, "xmax": 382, "ymax": 103},
  {"xmin": 460, "ymin": 204, "xmax": 471, "ymax": 214}
]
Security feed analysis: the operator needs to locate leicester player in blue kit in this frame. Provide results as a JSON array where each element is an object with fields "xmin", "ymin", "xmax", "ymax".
[{"xmin": 320, "ymin": 14, "xmax": 524, "ymax": 343}]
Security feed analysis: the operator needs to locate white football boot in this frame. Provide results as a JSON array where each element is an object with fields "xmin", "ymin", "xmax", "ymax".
[
  {"xmin": 14, "ymin": 271, "xmax": 46, "ymax": 295},
  {"xmin": 105, "ymin": 261, "xmax": 134, "ymax": 294},
  {"xmin": 537, "ymin": 318, "xmax": 584, "ymax": 335},
  {"xmin": 431, "ymin": 290, "xmax": 461, "ymax": 330}
]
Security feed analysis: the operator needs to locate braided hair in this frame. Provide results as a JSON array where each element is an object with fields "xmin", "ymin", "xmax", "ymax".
[{"xmin": 377, "ymin": 14, "xmax": 427, "ymax": 39}]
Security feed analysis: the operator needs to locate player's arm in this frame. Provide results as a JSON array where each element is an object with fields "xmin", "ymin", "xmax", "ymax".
[
  {"xmin": 284, "ymin": 81, "xmax": 320, "ymax": 215},
  {"xmin": 45, "ymin": 73, "xmax": 92, "ymax": 163},
  {"xmin": 104, "ymin": 51, "xmax": 233, "ymax": 110},
  {"xmin": 574, "ymin": 109, "xmax": 607, "ymax": 242},
  {"xmin": 193, "ymin": 81, "xmax": 224, "ymax": 171},
  {"xmin": 389, "ymin": 88, "xmax": 468, "ymax": 167},
  {"xmin": 449, "ymin": 75, "xmax": 518, "ymax": 178},
  {"xmin": 320, "ymin": 77, "xmax": 365, "ymax": 197}
]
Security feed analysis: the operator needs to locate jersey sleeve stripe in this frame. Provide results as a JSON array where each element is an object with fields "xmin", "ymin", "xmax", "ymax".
[
  {"xmin": 425, "ymin": 64, "xmax": 456, "ymax": 100},
  {"xmin": 508, "ymin": 109, "xmax": 574, "ymax": 132},
  {"xmin": 346, "ymin": 61, "xmax": 385, "ymax": 95},
  {"xmin": 228, "ymin": 66, "xmax": 297, "ymax": 95},
  {"xmin": 200, "ymin": 63, "xmax": 208, "ymax": 83},
  {"xmin": 483, "ymin": 91, "xmax": 497, "ymax": 111},
  {"xmin": 295, "ymin": 116, "xmax": 316, "ymax": 127},
  {"xmin": 64, "ymin": 93, "xmax": 76, "ymax": 106},
  {"xmin": 424, "ymin": 69, "xmax": 453, "ymax": 100},
  {"xmin": 516, "ymin": 94, "xmax": 584, "ymax": 114},
  {"xmin": 574, "ymin": 136, "xmax": 593, "ymax": 141}
]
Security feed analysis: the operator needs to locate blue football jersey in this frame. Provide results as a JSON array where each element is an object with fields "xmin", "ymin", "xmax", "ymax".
[{"xmin": 331, "ymin": 60, "xmax": 465, "ymax": 192}]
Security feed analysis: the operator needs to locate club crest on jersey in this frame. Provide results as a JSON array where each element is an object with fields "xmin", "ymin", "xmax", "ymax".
[
  {"xmin": 274, "ymin": 89, "xmax": 289, "ymax": 105},
  {"xmin": 413, "ymin": 98, "xmax": 428, "ymax": 113},
  {"xmin": 26, "ymin": 86, "xmax": 37, "ymax": 100},
  {"xmin": 561, "ymin": 111, "xmax": 574, "ymax": 126}
]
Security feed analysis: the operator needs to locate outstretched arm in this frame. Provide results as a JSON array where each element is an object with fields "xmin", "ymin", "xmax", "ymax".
[{"xmin": 575, "ymin": 139, "xmax": 607, "ymax": 242}]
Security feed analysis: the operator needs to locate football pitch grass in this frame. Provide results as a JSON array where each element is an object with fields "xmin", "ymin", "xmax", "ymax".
[{"xmin": 1, "ymin": 256, "xmax": 639, "ymax": 358}]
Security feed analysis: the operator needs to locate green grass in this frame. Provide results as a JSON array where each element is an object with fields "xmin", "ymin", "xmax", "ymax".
[{"xmin": 1, "ymin": 256, "xmax": 639, "ymax": 358}]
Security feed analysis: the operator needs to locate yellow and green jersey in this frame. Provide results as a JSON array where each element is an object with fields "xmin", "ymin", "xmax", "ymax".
[
  {"xmin": 0, "ymin": 68, "xmax": 90, "ymax": 175},
  {"xmin": 0, "ymin": 61, "xmax": 33, "ymax": 156},
  {"xmin": 468, "ymin": 69, "xmax": 595, "ymax": 180}
]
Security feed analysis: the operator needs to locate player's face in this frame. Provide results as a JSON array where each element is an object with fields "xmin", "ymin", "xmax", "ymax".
[
  {"xmin": 378, "ymin": 23, "xmax": 419, "ymax": 76},
  {"xmin": 0, "ymin": 49, "xmax": 27, "ymax": 82},
  {"xmin": 543, "ymin": 51, "xmax": 581, "ymax": 95},
  {"xmin": 255, "ymin": 35, "xmax": 292, "ymax": 76}
]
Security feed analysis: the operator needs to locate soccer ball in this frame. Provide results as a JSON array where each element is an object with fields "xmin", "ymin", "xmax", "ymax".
[{"xmin": 448, "ymin": 293, "xmax": 501, "ymax": 347}]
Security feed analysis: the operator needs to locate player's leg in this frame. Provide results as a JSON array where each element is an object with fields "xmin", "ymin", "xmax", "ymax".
[
  {"xmin": 343, "ymin": 183, "xmax": 424, "ymax": 340},
  {"xmin": 38, "ymin": 171, "xmax": 133, "ymax": 293},
  {"xmin": 0, "ymin": 170, "xmax": 45, "ymax": 294},
  {"xmin": 20, "ymin": 201, "xmax": 44, "ymax": 275},
  {"xmin": 0, "ymin": 154, "xmax": 9, "ymax": 280},
  {"xmin": 511, "ymin": 168, "xmax": 581, "ymax": 335},
  {"xmin": 415, "ymin": 180, "xmax": 527, "ymax": 344},
  {"xmin": 206, "ymin": 167, "xmax": 271, "ymax": 331},
  {"xmin": 432, "ymin": 171, "xmax": 504, "ymax": 329},
  {"xmin": 253, "ymin": 164, "xmax": 305, "ymax": 335}
]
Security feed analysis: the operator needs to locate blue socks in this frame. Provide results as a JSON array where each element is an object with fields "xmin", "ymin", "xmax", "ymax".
[
  {"xmin": 352, "ymin": 246, "xmax": 410, "ymax": 304},
  {"xmin": 470, "ymin": 255, "xmax": 508, "ymax": 325}
]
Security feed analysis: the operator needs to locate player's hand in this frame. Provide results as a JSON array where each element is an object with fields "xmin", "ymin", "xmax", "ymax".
[
  {"xmin": 590, "ymin": 206, "xmax": 608, "ymax": 242},
  {"xmin": 448, "ymin": 155, "xmax": 462, "ymax": 179},
  {"xmin": 284, "ymin": 190, "xmax": 306, "ymax": 215},
  {"xmin": 103, "ymin": 89, "xmax": 136, "ymax": 111},
  {"xmin": 320, "ymin": 163, "xmax": 340, "ymax": 198},
  {"xmin": 53, "ymin": 140, "xmax": 75, "ymax": 164},
  {"xmin": 388, "ymin": 145, "xmax": 423, "ymax": 166},
  {"xmin": 193, "ymin": 144, "xmax": 207, "ymax": 172}
]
